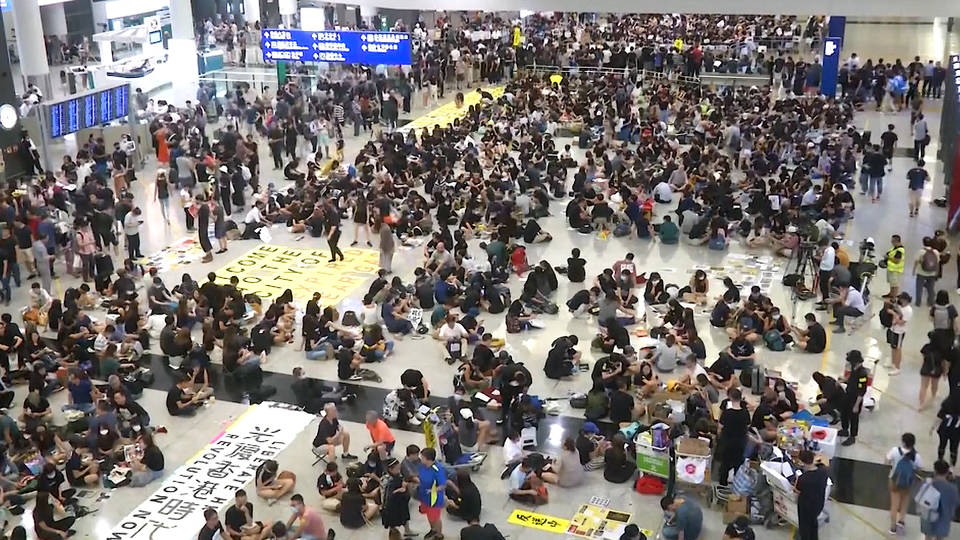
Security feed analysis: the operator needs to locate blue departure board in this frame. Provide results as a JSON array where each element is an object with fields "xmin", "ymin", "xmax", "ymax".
[
  {"xmin": 46, "ymin": 84, "xmax": 131, "ymax": 139},
  {"xmin": 99, "ymin": 90, "xmax": 113, "ymax": 124},
  {"xmin": 114, "ymin": 86, "xmax": 128, "ymax": 119},
  {"xmin": 66, "ymin": 100, "xmax": 80, "ymax": 135},
  {"xmin": 49, "ymin": 102, "xmax": 64, "ymax": 139},
  {"xmin": 82, "ymin": 95, "xmax": 97, "ymax": 129},
  {"xmin": 260, "ymin": 29, "xmax": 411, "ymax": 65}
]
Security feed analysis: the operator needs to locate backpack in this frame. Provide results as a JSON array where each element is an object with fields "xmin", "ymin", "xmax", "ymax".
[
  {"xmin": 922, "ymin": 249, "xmax": 939, "ymax": 272},
  {"xmin": 891, "ymin": 448, "xmax": 917, "ymax": 490},
  {"xmin": 914, "ymin": 479, "xmax": 942, "ymax": 522},
  {"xmin": 764, "ymin": 330, "xmax": 786, "ymax": 351},
  {"xmin": 933, "ymin": 305, "xmax": 952, "ymax": 330},
  {"xmin": 879, "ymin": 308, "xmax": 894, "ymax": 328}
]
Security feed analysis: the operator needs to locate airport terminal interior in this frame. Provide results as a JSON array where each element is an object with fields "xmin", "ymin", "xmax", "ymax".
[{"xmin": 0, "ymin": 1, "xmax": 959, "ymax": 539}]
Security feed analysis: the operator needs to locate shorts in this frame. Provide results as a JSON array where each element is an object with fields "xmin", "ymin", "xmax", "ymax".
[
  {"xmin": 909, "ymin": 189, "xmax": 922, "ymax": 206},
  {"xmin": 419, "ymin": 503, "xmax": 442, "ymax": 522},
  {"xmin": 887, "ymin": 270, "xmax": 902, "ymax": 285},
  {"xmin": 384, "ymin": 440, "xmax": 396, "ymax": 454},
  {"xmin": 886, "ymin": 329, "xmax": 904, "ymax": 349}
]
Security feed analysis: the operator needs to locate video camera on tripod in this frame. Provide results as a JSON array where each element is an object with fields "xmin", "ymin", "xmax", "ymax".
[{"xmin": 850, "ymin": 237, "xmax": 878, "ymax": 293}]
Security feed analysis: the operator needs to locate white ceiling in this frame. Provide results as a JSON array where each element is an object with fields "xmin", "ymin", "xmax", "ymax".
[{"xmin": 387, "ymin": 0, "xmax": 957, "ymax": 17}]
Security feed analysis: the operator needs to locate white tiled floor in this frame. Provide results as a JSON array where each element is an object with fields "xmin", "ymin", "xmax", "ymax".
[{"xmin": 4, "ymin": 18, "xmax": 959, "ymax": 540}]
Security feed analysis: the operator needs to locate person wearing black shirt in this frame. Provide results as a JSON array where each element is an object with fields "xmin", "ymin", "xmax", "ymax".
[
  {"xmin": 312, "ymin": 403, "xmax": 355, "ymax": 462},
  {"xmin": 607, "ymin": 379, "xmax": 634, "ymax": 427},
  {"xmin": 340, "ymin": 478, "xmax": 375, "ymax": 528},
  {"xmin": 566, "ymin": 287, "xmax": 597, "ymax": 318},
  {"xmin": 32, "ymin": 490, "xmax": 75, "ymax": 540},
  {"xmin": 839, "ymin": 350, "xmax": 869, "ymax": 446},
  {"xmin": 795, "ymin": 450, "xmax": 829, "ymax": 540},
  {"xmin": 324, "ymin": 204, "xmax": 344, "ymax": 262},
  {"xmin": 751, "ymin": 391, "xmax": 777, "ymax": 431},
  {"xmin": 717, "ymin": 388, "xmax": 750, "ymax": 486},
  {"xmin": 165, "ymin": 374, "xmax": 199, "ymax": 416},
  {"xmin": 566, "ymin": 249, "xmax": 586, "ymax": 282},
  {"xmin": 603, "ymin": 433, "xmax": 635, "ymax": 483},
  {"xmin": 795, "ymin": 313, "xmax": 827, "ymax": 353},
  {"xmin": 197, "ymin": 507, "xmax": 223, "ymax": 540},
  {"xmin": 544, "ymin": 335, "xmax": 579, "ymax": 380},
  {"xmin": 446, "ymin": 469, "xmax": 482, "ymax": 522},
  {"xmin": 130, "ymin": 431, "xmax": 164, "ymax": 487},
  {"xmin": 65, "ymin": 447, "xmax": 98, "ymax": 487},
  {"xmin": 223, "ymin": 490, "xmax": 255, "ymax": 540},
  {"xmin": 461, "ymin": 520, "xmax": 506, "ymax": 540}
]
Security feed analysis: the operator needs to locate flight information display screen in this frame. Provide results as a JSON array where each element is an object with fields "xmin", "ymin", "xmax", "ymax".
[{"xmin": 48, "ymin": 85, "xmax": 131, "ymax": 139}]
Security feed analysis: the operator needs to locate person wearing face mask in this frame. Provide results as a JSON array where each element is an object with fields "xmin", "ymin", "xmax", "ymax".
[
  {"xmin": 644, "ymin": 273, "xmax": 667, "ymax": 305},
  {"xmin": 681, "ymin": 270, "xmax": 710, "ymax": 306},
  {"xmin": 772, "ymin": 379, "xmax": 799, "ymax": 420},
  {"xmin": 838, "ymin": 350, "xmax": 869, "ymax": 446}
]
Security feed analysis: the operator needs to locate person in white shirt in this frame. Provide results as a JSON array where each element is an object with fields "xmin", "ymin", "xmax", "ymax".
[
  {"xmin": 831, "ymin": 284, "xmax": 865, "ymax": 332},
  {"xmin": 818, "ymin": 243, "xmax": 836, "ymax": 304},
  {"xmin": 241, "ymin": 201, "xmax": 267, "ymax": 240},
  {"xmin": 885, "ymin": 433, "xmax": 923, "ymax": 535},
  {"xmin": 436, "ymin": 314, "xmax": 469, "ymax": 361},
  {"xmin": 652, "ymin": 181, "xmax": 673, "ymax": 204},
  {"xmin": 912, "ymin": 113, "xmax": 928, "ymax": 163},
  {"xmin": 885, "ymin": 293, "xmax": 913, "ymax": 375}
]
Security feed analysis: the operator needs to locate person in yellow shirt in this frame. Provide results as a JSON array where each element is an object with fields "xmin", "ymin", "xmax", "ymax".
[{"xmin": 884, "ymin": 234, "xmax": 906, "ymax": 298}]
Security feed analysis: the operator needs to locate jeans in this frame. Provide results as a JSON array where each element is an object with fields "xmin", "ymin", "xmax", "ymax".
[
  {"xmin": 372, "ymin": 341, "xmax": 395, "ymax": 360},
  {"xmin": 914, "ymin": 139, "xmax": 926, "ymax": 161},
  {"xmin": 305, "ymin": 349, "xmax": 327, "ymax": 360},
  {"xmin": 915, "ymin": 275, "xmax": 936, "ymax": 306},
  {"xmin": 130, "ymin": 468, "xmax": 164, "ymax": 487},
  {"xmin": 859, "ymin": 171, "xmax": 869, "ymax": 194},
  {"xmin": 868, "ymin": 175, "xmax": 883, "ymax": 198}
]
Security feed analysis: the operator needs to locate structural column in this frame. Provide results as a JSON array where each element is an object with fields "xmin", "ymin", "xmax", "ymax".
[
  {"xmin": 243, "ymin": 0, "xmax": 261, "ymax": 25},
  {"xmin": 820, "ymin": 16, "xmax": 846, "ymax": 98},
  {"xmin": 39, "ymin": 4, "xmax": 68, "ymax": 37},
  {"xmin": 12, "ymin": 0, "xmax": 50, "ymax": 96},
  {"xmin": 169, "ymin": 0, "xmax": 199, "ymax": 105}
]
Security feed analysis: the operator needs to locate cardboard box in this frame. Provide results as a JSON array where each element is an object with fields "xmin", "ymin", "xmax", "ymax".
[
  {"xmin": 724, "ymin": 494, "xmax": 748, "ymax": 523},
  {"xmin": 677, "ymin": 437, "xmax": 711, "ymax": 456},
  {"xmin": 645, "ymin": 391, "xmax": 687, "ymax": 424}
]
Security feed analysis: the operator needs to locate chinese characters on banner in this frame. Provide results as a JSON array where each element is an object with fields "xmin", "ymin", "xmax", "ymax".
[
  {"xmin": 107, "ymin": 402, "xmax": 313, "ymax": 539},
  {"xmin": 507, "ymin": 508, "xmax": 570, "ymax": 534}
]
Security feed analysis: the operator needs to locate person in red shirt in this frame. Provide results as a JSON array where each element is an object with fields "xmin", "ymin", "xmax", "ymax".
[{"xmin": 364, "ymin": 411, "xmax": 396, "ymax": 460}]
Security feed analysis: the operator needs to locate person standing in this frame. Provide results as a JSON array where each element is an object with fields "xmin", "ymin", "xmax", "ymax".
[
  {"xmin": 379, "ymin": 221, "xmax": 395, "ymax": 274},
  {"xmin": 32, "ymin": 233, "xmax": 53, "ymax": 294},
  {"xmin": 381, "ymin": 457, "xmax": 416, "ymax": 538},
  {"xmin": 885, "ymin": 433, "xmax": 922, "ymax": 535},
  {"xmin": 908, "ymin": 161, "xmax": 930, "ymax": 217},
  {"xmin": 920, "ymin": 460, "xmax": 960, "ymax": 540},
  {"xmin": 932, "ymin": 394, "xmax": 960, "ymax": 465},
  {"xmin": 213, "ymin": 200, "xmax": 228, "ymax": 255},
  {"xmin": 417, "ymin": 447, "xmax": 446, "ymax": 540},
  {"xmin": 839, "ymin": 350, "xmax": 869, "ymax": 446},
  {"xmin": 197, "ymin": 197, "xmax": 213, "ymax": 263},
  {"xmin": 794, "ymin": 450, "xmax": 829, "ymax": 540},
  {"xmin": 154, "ymin": 170, "xmax": 171, "ymax": 224},
  {"xmin": 915, "ymin": 237, "xmax": 940, "ymax": 306},
  {"xmin": 817, "ymin": 242, "xmax": 836, "ymax": 305},
  {"xmin": 325, "ymin": 203, "xmax": 344, "ymax": 263},
  {"xmin": 717, "ymin": 387, "xmax": 750, "ymax": 486},
  {"xmin": 267, "ymin": 122, "xmax": 284, "ymax": 170},
  {"xmin": 123, "ymin": 207, "xmax": 143, "ymax": 260},
  {"xmin": 914, "ymin": 113, "xmax": 929, "ymax": 163},
  {"xmin": 884, "ymin": 234, "xmax": 906, "ymax": 299},
  {"xmin": 884, "ymin": 293, "xmax": 912, "ymax": 376}
]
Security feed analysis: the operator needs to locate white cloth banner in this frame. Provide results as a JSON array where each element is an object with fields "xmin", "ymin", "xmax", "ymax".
[{"xmin": 107, "ymin": 402, "xmax": 313, "ymax": 539}]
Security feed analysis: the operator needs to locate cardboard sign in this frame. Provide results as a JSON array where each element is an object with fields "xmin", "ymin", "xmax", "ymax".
[{"xmin": 507, "ymin": 509, "xmax": 570, "ymax": 534}]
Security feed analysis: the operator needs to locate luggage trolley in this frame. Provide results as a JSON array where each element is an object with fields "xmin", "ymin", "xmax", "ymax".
[
  {"xmin": 635, "ymin": 428, "xmax": 671, "ymax": 480},
  {"xmin": 423, "ymin": 407, "xmax": 487, "ymax": 471},
  {"xmin": 760, "ymin": 463, "xmax": 832, "ymax": 529}
]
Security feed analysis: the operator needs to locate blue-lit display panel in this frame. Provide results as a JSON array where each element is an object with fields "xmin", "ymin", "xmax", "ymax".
[
  {"xmin": 260, "ymin": 29, "xmax": 411, "ymax": 65},
  {"xmin": 47, "ymin": 85, "xmax": 131, "ymax": 139}
]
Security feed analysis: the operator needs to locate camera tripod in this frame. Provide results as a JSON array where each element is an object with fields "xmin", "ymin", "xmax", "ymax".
[{"xmin": 786, "ymin": 243, "xmax": 819, "ymax": 318}]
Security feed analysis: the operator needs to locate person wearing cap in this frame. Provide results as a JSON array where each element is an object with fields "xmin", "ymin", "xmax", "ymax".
[
  {"xmin": 575, "ymin": 422, "xmax": 608, "ymax": 471},
  {"xmin": 884, "ymin": 293, "xmax": 912, "ymax": 376},
  {"xmin": 722, "ymin": 516, "xmax": 754, "ymax": 539},
  {"xmin": 381, "ymin": 457, "xmax": 416, "ymax": 538},
  {"xmin": 838, "ymin": 350, "xmax": 869, "ymax": 446}
]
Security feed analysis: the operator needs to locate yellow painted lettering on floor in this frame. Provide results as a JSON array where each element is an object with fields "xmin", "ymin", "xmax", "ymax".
[
  {"xmin": 214, "ymin": 244, "xmax": 380, "ymax": 303},
  {"xmin": 402, "ymin": 86, "xmax": 505, "ymax": 132},
  {"xmin": 507, "ymin": 509, "xmax": 571, "ymax": 534}
]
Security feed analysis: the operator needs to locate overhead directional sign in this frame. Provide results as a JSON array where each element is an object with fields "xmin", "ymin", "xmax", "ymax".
[{"xmin": 261, "ymin": 29, "xmax": 412, "ymax": 65}]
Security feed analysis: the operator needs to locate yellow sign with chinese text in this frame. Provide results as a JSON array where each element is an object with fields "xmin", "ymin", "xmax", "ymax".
[
  {"xmin": 507, "ymin": 509, "xmax": 570, "ymax": 534},
  {"xmin": 214, "ymin": 244, "xmax": 380, "ymax": 304}
]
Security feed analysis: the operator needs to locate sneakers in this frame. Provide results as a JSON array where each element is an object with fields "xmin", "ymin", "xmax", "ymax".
[
  {"xmin": 841, "ymin": 437, "xmax": 856, "ymax": 447},
  {"xmin": 887, "ymin": 368, "xmax": 901, "ymax": 376},
  {"xmin": 838, "ymin": 430, "xmax": 850, "ymax": 437},
  {"xmin": 341, "ymin": 453, "xmax": 358, "ymax": 460}
]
